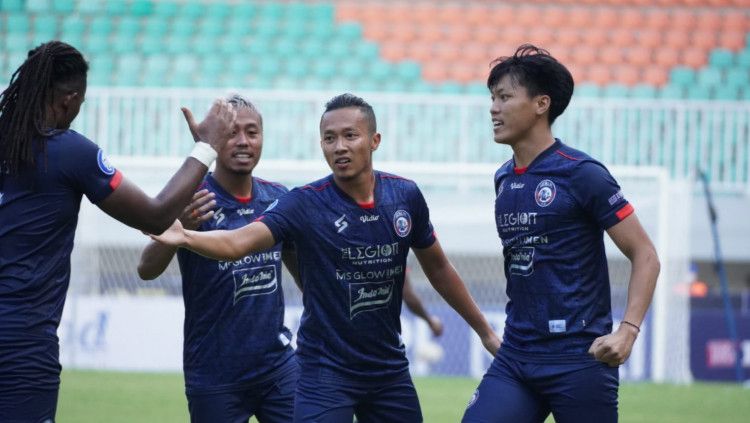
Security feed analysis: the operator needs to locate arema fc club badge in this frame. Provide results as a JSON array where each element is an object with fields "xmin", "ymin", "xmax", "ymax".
[
  {"xmin": 393, "ymin": 209, "xmax": 412, "ymax": 238},
  {"xmin": 96, "ymin": 149, "xmax": 115, "ymax": 176},
  {"xmin": 534, "ymin": 179, "xmax": 556, "ymax": 207}
]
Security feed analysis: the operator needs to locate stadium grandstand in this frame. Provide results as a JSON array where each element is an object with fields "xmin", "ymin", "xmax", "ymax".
[{"xmin": 2, "ymin": 0, "xmax": 749, "ymax": 400}]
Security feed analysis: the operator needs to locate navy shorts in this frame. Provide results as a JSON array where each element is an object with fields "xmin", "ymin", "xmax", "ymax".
[
  {"xmin": 0, "ymin": 389, "xmax": 58, "ymax": 423},
  {"xmin": 462, "ymin": 350, "xmax": 619, "ymax": 423},
  {"xmin": 294, "ymin": 366, "xmax": 422, "ymax": 423},
  {"xmin": 187, "ymin": 360, "xmax": 299, "ymax": 423}
]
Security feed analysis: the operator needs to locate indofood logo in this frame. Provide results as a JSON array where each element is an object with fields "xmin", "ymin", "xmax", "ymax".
[
  {"xmin": 232, "ymin": 265, "xmax": 278, "ymax": 304},
  {"xmin": 349, "ymin": 280, "xmax": 394, "ymax": 318}
]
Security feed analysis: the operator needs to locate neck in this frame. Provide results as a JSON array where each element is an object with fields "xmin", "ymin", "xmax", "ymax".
[
  {"xmin": 212, "ymin": 169, "xmax": 253, "ymax": 199},
  {"xmin": 333, "ymin": 169, "xmax": 376, "ymax": 205},
  {"xmin": 510, "ymin": 126, "xmax": 556, "ymax": 169}
]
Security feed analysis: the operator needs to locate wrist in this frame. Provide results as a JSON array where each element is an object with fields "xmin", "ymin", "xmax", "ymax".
[
  {"xmin": 619, "ymin": 320, "xmax": 640, "ymax": 337},
  {"xmin": 189, "ymin": 141, "xmax": 217, "ymax": 167}
]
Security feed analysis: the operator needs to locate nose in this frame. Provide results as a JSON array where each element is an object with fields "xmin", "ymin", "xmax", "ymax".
[
  {"xmin": 332, "ymin": 136, "xmax": 347, "ymax": 153},
  {"xmin": 235, "ymin": 131, "xmax": 250, "ymax": 146},
  {"xmin": 490, "ymin": 99, "xmax": 500, "ymax": 116}
]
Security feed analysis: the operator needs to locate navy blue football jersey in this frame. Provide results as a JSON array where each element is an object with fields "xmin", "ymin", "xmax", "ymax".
[
  {"xmin": 494, "ymin": 140, "xmax": 633, "ymax": 362},
  {"xmin": 259, "ymin": 171, "xmax": 436, "ymax": 379},
  {"xmin": 177, "ymin": 174, "xmax": 295, "ymax": 394},
  {"xmin": 0, "ymin": 130, "xmax": 121, "ymax": 393}
]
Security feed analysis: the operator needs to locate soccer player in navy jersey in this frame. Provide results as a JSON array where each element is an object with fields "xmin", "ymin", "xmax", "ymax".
[
  {"xmin": 151, "ymin": 93, "xmax": 501, "ymax": 422},
  {"xmin": 0, "ymin": 41, "xmax": 235, "ymax": 422},
  {"xmin": 137, "ymin": 95, "xmax": 300, "ymax": 423},
  {"xmin": 461, "ymin": 45, "xmax": 661, "ymax": 423}
]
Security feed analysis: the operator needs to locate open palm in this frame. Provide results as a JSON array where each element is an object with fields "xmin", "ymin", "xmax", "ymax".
[{"xmin": 149, "ymin": 219, "xmax": 187, "ymax": 247}]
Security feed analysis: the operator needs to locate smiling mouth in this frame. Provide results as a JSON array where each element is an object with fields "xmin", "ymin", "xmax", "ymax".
[
  {"xmin": 334, "ymin": 157, "xmax": 351, "ymax": 165},
  {"xmin": 492, "ymin": 120, "xmax": 504, "ymax": 129},
  {"xmin": 233, "ymin": 153, "xmax": 253, "ymax": 160}
]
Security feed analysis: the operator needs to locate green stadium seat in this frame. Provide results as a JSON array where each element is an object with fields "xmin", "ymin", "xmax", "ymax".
[
  {"xmin": 232, "ymin": 3, "xmax": 256, "ymax": 20},
  {"xmin": 88, "ymin": 72, "xmax": 111, "ymax": 86},
  {"xmin": 153, "ymin": 2, "xmax": 178, "ymax": 17},
  {"xmin": 697, "ymin": 68, "xmax": 722, "ymax": 87},
  {"xmin": 437, "ymin": 82, "xmax": 463, "ymax": 94},
  {"xmin": 1, "ymin": 0, "xmax": 23, "ymax": 12},
  {"xmin": 301, "ymin": 77, "xmax": 325, "ymax": 91},
  {"xmin": 300, "ymin": 39, "xmax": 325, "ymax": 59},
  {"xmin": 198, "ymin": 18, "xmax": 224, "ymax": 38},
  {"xmin": 61, "ymin": 16, "xmax": 86, "ymax": 37},
  {"xmin": 32, "ymin": 32, "xmax": 53, "ymax": 46},
  {"xmin": 735, "ymin": 50, "xmax": 750, "ymax": 69},
  {"xmin": 112, "ymin": 34, "xmax": 136, "ymax": 54},
  {"xmin": 52, "ymin": 0, "xmax": 74, "ymax": 13},
  {"xmin": 178, "ymin": 1, "xmax": 203, "ymax": 18},
  {"xmin": 6, "ymin": 14, "xmax": 30, "ymax": 33},
  {"xmin": 258, "ymin": 3, "xmax": 284, "ymax": 21},
  {"xmin": 464, "ymin": 82, "xmax": 487, "ymax": 95},
  {"xmin": 173, "ymin": 55, "xmax": 198, "ymax": 73},
  {"xmin": 274, "ymin": 39, "xmax": 297, "ymax": 57},
  {"xmin": 368, "ymin": 62, "xmax": 393, "ymax": 83},
  {"xmin": 396, "ymin": 61, "xmax": 422, "ymax": 83},
  {"xmin": 143, "ymin": 17, "xmax": 168, "ymax": 38},
  {"xmin": 139, "ymin": 34, "xmax": 164, "ymax": 55},
  {"xmin": 353, "ymin": 79, "xmax": 379, "ymax": 93},
  {"xmin": 285, "ymin": 23, "xmax": 308, "ymax": 40},
  {"xmin": 4, "ymin": 33, "xmax": 30, "ymax": 52},
  {"xmin": 575, "ymin": 83, "xmax": 602, "ymax": 97},
  {"xmin": 313, "ymin": 60, "xmax": 336, "ymax": 80},
  {"xmin": 709, "ymin": 49, "xmax": 734, "ymax": 69},
  {"xmin": 340, "ymin": 60, "xmax": 365, "ymax": 80},
  {"xmin": 130, "ymin": 0, "xmax": 153, "ymax": 16},
  {"xmin": 33, "ymin": 15, "xmax": 58, "ymax": 39},
  {"xmin": 630, "ymin": 84, "xmax": 657, "ymax": 99},
  {"xmin": 285, "ymin": 3, "xmax": 310, "ymax": 21},
  {"xmin": 257, "ymin": 61, "xmax": 281, "ymax": 79},
  {"xmin": 205, "ymin": 2, "xmax": 230, "ymax": 19},
  {"xmin": 308, "ymin": 24, "xmax": 334, "ymax": 41},
  {"xmin": 355, "ymin": 42, "xmax": 380, "ymax": 61},
  {"xmin": 685, "ymin": 85, "xmax": 711, "ymax": 100},
  {"xmin": 117, "ymin": 17, "xmax": 141, "ymax": 38},
  {"xmin": 273, "ymin": 76, "xmax": 299, "ymax": 90},
  {"xmin": 254, "ymin": 21, "xmax": 279, "ymax": 38},
  {"xmin": 712, "ymin": 85, "xmax": 741, "ymax": 100},
  {"xmin": 741, "ymin": 88, "xmax": 750, "ymax": 100},
  {"xmin": 201, "ymin": 58, "xmax": 224, "ymax": 75},
  {"xmin": 165, "ymin": 72, "xmax": 193, "ymax": 87},
  {"xmin": 228, "ymin": 56, "xmax": 252, "ymax": 75},
  {"xmin": 143, "ymin": 55, "xmax": 169, "ymax": 74},
  {"xmin": 82, "ymin": 36, "xmax": 108, "ymax": 54},
  {"xmin": 336, "ymin": 23, "xmax": 363, "ymax": 41},
  {"xmin": 77, "ymin": 0, "xmax": 103, "ymax": 14},
  {"xmin": 170, "ymin": 17, "xmax": 193, "ymax": 37},
  {"xmin": 327, "ymin": 76, "xmax": 355, "ymax": 91},
  {"xmin": 105, "ymin": 1, "xmax": 127, "ymax": 15},
  {"xmin": 193, "ymin": 37, "xmax": 216, "ymax": 55},
  {"xmin": 25, "ymin": 0, "xmax": 50, "ymax": 13},
  {"xmin": 164, "ymin": 35, "xmax": 190, "ymax": 54},
  {"xmin": 669, "ymin": 67, "xmax": 696, "ymax": 86},
  {"xmin": 726, "ymin": 68, "xmax": 749, "ymax": 87},
  {"xmin": 194, "ymin": 73, "xmax": 219, "ymax": 87},
  {"xmin": 659, "ymin": 84, "xmax": 684, "ymax": 99},
  {"xmin": 226, "ymin": 18, "xmax": 252, "ymax": 38},
  {"xmin": 328, "ymin": 40, "xmax": 350, "ymax": 60},
  {"xmin": 89, "ymin": 17, "xmax": 113, "ymax": 36},
  {"xmin": 141, "ymin": 70, "xmax": 166, "ymax": 86},
  {"xmin": 309, "ymin": 4, "xmax": 334, "ymax": 23}
]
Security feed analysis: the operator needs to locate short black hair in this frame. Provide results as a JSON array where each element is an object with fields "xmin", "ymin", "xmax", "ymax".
[
  {"xmin": 226, "ymin": 93, "xmax": 262, "ymax": 127},
  {"xmin": 487, "ymin": 44, "xmax": 574, "ymax": 125},
  {"xmin": 321, "ymin": 93, "xmax": 377, "ymax": 134}
]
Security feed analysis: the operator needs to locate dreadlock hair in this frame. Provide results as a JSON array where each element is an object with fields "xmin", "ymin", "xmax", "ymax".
[
  {"xmin": 0, "ymin": 41, "xmax": 88, "ymax": 175},
  {"xmin": 487, "ymin": 44, "xmax": 574, "ymax": 126}
]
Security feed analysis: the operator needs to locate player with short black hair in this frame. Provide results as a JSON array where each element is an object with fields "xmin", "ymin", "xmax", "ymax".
[
  {"xmin": 462, "ymin": 44, "xmax": 660, "ymax": 423},
  {"xmin": 0, "ymin": 41, "xmax": 234, "ymax": 422},
  {"xmin": 151, "ymin": 93, "xmax": 501, "ymax": 423},
  {"xmin": 138, "ymin": 95, "xmax": 300, "ymax": 423}
]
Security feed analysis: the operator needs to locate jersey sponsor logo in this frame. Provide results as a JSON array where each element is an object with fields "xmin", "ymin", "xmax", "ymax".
[
  {"xmin": 336, "ymin": 265, "xmax": 404, "ymax": 281},
  {"xmin": 264, "ymin": 199, "xmax": 279, "ymax": 212},
  {"xmin": 496, "ymin": 180, "xmax": 505, "ymax": 199},
  {"xmin": 360, "ymin": 214, "xmax": 380, "ymax": 223},
  {"xmin": 341, "ymin": 242, "xmax": 400, "ymax": 265},
  {"xmin": 393, "ymin": 209, "xmax": 412, "ymax": 237},
  {"xmin": 508, "ymin": 246, "xmax": 535, "ymax": 276},
  {"xmin": 218, "ymin": 251, "xmax": 281, "ymax": 270},
  {"xmin": 510, "ymin": 182, "xmax": 525, "ymax": 189},
  {"xmin": 608, "ymin": 190, "xmax": 625, "ymax": 206},
  {"xmin": 349, "ymin": 279, "xmax": 394, "ymax": 318},
  {"xmin": 548, "ymin": 319, "xmax": 567, "ymax": 333},
  {"xmin": 534, "ymin": 179, "xmax": 556, "ymax": 207},
  {"xmin": 232, "ymin": 265, "xmax": 278, "ymax": 304},
  {"xmin": 96, "ymin": 149, "xmax": 115, "ymax": 176},
  {"xmin": 496, "ymin": 212, "xmax": 538, "ymax": 228},
  {"xmin": 236, "ymin": 208, "xmax": 254, "ymax": 216},
  {"xmin": 213, "ymin": 207, "xmax": 226, "ymax": 226},
  {"xmin": 335, "ymin": 214, "xmax": 349, "ymax": 233}
]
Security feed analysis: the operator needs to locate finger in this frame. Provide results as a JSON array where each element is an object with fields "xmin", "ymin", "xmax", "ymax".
[
  {"xmin": 181, "ymin": 107, "xmax": 201, "ymax": 142},
  {"xmin": 189, "ymin": 193, "xmax": 215, "ymax": 210},
  {"xmin": 191, "ymin": 189, "xmax": 210, "ymax": 202},
  {"xmin": 195, "ymin": 199, "xmax": 217, "ymax": 215},
  {"xmin": 198, "ymin": 210, "xmax": 215, "ymax": 222}
]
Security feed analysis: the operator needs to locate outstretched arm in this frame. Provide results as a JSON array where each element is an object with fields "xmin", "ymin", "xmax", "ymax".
[
  {"xmin": 403, "ymin": 272, "xmax": 443, "ymax": 337},
  {"xmin": 138, "ymin": 189, "xmax": 217, "ymax": 280},
  {"xmin": 589, "ymin": 213, "xmax": 660, "ymax": 366},
  {"xmin": 97, "ymin": 100, "xmax": 235, "ymax": 234},
  {"xmin": 151, "ymin": 219, "xmax": 276, "ymax": 262},
  {"xmin": 413, "ymin": 240, "xmax": 500, "ymax": 355}
]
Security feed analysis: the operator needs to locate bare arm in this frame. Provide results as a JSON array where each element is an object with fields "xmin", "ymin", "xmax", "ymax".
[
  {"xmin": 403, "ymin": 272, "xmax": 443, "ymax": 337},
  {"xmin": 138, "ymin": 189, "xmax": 217, "ymax": 280},
  {"xmin": 97, "ymin": 101, "xmax": 235, "ymax": 234},
  {"xmin": 588, "ymin": 213, "xmax": 660, "ymax": 366},
  {"xmin": 150, "ymin": 219, "xmax": 276, "ymax": 262},
  {"xmin": 413, "ymin": 240, "xmax": 500, "ymax": 354}
]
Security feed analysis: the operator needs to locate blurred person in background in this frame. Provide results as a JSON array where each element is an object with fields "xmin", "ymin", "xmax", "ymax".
[
  {"xmin": 0, "ymin": 41, "xmax": 234, "ymax": 422},
  {"xmin": 138, "ymin": 95, "xmax": 300, "ymax": 423}
]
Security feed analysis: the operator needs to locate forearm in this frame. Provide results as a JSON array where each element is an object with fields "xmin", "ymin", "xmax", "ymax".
[
  {"xmin": 183, "ymin": 222, "xmax": 275, "ymax": 261},
  {"xmin": 424, "ymin": 263, "xmax": 493, "ymax": 338},
  {"xmin": 138, "ymin": 241, "xmax": 178, "ymax": 280},
  {"xmin": 622, "ymin": 247, "xmax": 660, "ymax": 327},
  {"xmin": 403, "ymin": 289, "xmax": 432, "ymax": 322},
  {"xmin": 149, "ymin": 159, "xmax": 209, "ymax": 229}
]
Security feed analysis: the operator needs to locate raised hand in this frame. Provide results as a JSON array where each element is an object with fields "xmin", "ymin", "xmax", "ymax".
[
  {"xmin": 179, "ymin": 189, "xmax": 216, "ymax": 230},
  {"xmin": 181, "ymin": 99, "xmax": 237, "ymax": 152},
  {"xmin": 149, "ymin": 219, "xmax": 187, "ymax": 247}
]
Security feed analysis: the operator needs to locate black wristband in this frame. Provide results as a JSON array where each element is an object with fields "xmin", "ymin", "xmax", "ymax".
[{"xmin": 621, "ymin": 320, "xmax": 641, "ymax": 333}]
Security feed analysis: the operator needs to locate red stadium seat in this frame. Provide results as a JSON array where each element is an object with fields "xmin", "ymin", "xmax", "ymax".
[
  {"xmin": 682, "ymin": 48, "xmax": 708, "ymax": 68},
  {"xmin": 719, "ymin": 31, "xmax": 746, "ymax": 51},
  {"xmin": 643, "ymin": 66, "xmax": 669, "ymax": 86},
  {"xmin": 654, "ymin": 49, "xmax": 680, "ymax": 67}
]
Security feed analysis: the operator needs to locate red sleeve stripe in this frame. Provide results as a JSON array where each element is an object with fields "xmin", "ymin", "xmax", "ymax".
[
  {"xmin": 109, "ymin": 170, "xmax": 123, "ymax": 190},
  {"xmin": 615, "ymin": 203, "xmax": 634, "ymax": 221}
]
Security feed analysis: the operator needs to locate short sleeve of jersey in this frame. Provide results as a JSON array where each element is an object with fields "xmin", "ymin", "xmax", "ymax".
[
  {"xmin": 570, "ymin": 161, "xmax": 633, "ymax": 230},
  {"xmin": 410, "ymin": 185, "xmax": 436, "ymax": 249},
  {"xmin": 256, "ymin": 190, "xmax": 301, "ymax": 245},
  {"xmin": 65, "ymin": 133, "xmax": 121, "ymax": 203}
]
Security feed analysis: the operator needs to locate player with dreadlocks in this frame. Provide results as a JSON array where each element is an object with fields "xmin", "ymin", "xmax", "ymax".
[{"xmin": 0, "ymin": 41, "xmax": 235, "ymax": 422}]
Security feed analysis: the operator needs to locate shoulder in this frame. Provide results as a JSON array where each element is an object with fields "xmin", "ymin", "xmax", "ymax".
[
  {"xmin": 550, "ymin": 142, "xmax": 610, "ymax": 176},
  {"xmin": 377, "ymin": 171, "xmax": 418, "ymax": 190},
  {"xmin": 47, "ymin": 129, "xmax": 98, "ymax": 153},
  {"xmin": 255, "ymin": 177, "xmax": 289, "ymax": 196},
  {"xmin": 298, "ymin": 175, "xmax": 334, "ymax": 194},
  {"xmin": 494, "ymin": 158, "xmax": 514, "ymax": 181}
]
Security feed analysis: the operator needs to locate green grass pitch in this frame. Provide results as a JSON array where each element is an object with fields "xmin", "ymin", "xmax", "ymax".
[{"xmin": 57, "ymin": 370, "xmax": 750, "ymax": 422}]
